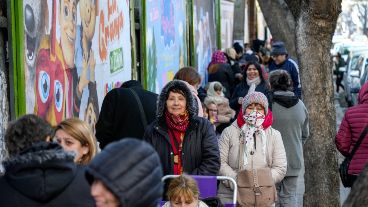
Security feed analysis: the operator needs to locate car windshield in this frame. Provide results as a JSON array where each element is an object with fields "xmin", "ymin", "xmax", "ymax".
[
  {"xmin": 354, "ymin": 56, "xmax": 364, "ymax": 71},
  {"xmin": 350, "ymin": 56, "xmax": 360, "ymax": 71}
]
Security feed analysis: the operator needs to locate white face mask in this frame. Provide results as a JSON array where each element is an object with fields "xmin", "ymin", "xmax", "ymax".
[{"xmin": 243, "ymin": 110, "xmax": 265, "ymax": 127}]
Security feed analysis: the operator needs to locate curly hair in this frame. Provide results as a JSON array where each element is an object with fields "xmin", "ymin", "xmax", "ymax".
[
  {"xmin": 269, "ymin": 69, "xmax": 293, "ymax": 91},
  {"xmin": 5, "ymin": 114, "xmax": 54, "ymax": 157}
]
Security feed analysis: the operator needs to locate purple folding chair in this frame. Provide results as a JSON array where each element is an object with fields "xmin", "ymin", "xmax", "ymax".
[{"xmin": 161, "ymin": 175, "xmax": 237, "ymax": 207}]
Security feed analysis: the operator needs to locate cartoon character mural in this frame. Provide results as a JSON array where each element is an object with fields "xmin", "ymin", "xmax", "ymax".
[
  {"xmin": 35, "ymin": 0, "xmax": 67, "ymax": 126},
  {"xmin": 74, "ymin": 0, "xmax": 98, "ymax": 119},
  {"xmin": 145, "ymin": 0, "xmax": 188, "ymax": 93},
  {"xmin": 23, "ymin": 0, "xmax": 131, "ymax": 128},
  {"xmin": 23, "ymin": 0, "xmax": 49, "ymax": 113}
]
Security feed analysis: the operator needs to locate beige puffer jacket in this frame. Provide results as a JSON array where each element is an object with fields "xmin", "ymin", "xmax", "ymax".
[{"xmin": 218, "ymin": 121, "xmax": 287, "ymax": 201}]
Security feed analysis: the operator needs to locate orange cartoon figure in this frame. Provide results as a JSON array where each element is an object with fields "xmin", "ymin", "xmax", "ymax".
[{"xmin": 35, "ymin": 0, "xmax": 69, "ymax": 125}]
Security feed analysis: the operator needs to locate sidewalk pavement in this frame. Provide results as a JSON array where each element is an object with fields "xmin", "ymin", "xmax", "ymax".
[{"xmin": 296, "ymin": 92, "xmax": 349, "ymax": 206}]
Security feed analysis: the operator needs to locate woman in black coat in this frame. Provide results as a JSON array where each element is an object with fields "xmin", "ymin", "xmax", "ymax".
[
  {"xmin": 143, "ymin": 80, "xmax": 220, "ymax": 176},
  {"xmin": 230, "ymin": 61, "xmax": 270, "ymax": 115}
]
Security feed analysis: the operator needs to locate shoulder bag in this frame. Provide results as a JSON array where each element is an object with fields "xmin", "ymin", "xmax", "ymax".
[
  {"xmin": 339, "ymin": 126, "xmax": 368, "ymax": 188},
  {"xmin": 237, "ymin": 136, "xmax": 277, "ymax": 207},
  {"xmin": 128, "ymin": 88, "xmax": 148, "ymax": 129}
]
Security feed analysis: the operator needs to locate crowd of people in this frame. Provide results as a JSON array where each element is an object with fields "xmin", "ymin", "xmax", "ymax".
[{"xmin": 0, "ymin": 41, "xmax": 315, "ymax": 207}]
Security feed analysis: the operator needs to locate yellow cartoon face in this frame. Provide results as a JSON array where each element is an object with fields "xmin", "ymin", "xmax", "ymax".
[
  {"xmin": 59, "ymin": 0, "xmax": 77, "ymax": 68},
  {"xmin": 80, "ymin": 0, "xmax": 97, "ymax": 41}
]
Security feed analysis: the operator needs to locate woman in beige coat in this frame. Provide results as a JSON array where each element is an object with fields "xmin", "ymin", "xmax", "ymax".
[{"xmin": 218, "ymin": 92, "xmax": 287, "ymax": 205}]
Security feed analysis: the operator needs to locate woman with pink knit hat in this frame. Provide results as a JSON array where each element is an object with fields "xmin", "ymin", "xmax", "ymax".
[
  {"xmin": 218, "ymin": 91, "xmax": 287, "ymax": 205},
  {"xmin": 207, "ymin": 50, "xmax": 235, "ymax": 99}
]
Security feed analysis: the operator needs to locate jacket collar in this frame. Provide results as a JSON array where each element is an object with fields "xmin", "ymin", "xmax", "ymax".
[{"xmin": 3, "ymin": 142, "xmax": 77, "ymax": 202}]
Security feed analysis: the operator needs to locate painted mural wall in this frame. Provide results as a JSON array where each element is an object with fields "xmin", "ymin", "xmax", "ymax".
[
  {"xmin": 193, "ymin": 0, "xmax": 217, "ymax": 85},
  {"xmin": 22, "ymin": 0, "xmax": 131, "ymax": 127},
  {"xmin": 145, "ymin": 0, "xmax": 188, "ymax": 93},
  {"xmin": 220, "ymin": 0, "xmax": 234, "ymax": 50}
]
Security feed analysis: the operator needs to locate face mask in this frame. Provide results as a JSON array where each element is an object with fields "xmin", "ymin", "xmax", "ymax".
[{"xmin": 243, "ymin": 110, "xmax": 265, "ymax": 127}]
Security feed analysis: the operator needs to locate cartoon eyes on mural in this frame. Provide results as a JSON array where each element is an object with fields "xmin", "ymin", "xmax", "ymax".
[
  {"xmin": 38, "ymin": 71, "xmax": 50, "ymax": 103},
  {"xmin": 54, "ymin": 80, "xmax": 63, "ymax": 112},
  {"xmin": 64, "ymin": 5, "xmax": 76, "ymax": 22},
  {"xmin": 24, "ymin": 5, "xmax": 35, "ymax": 33}
]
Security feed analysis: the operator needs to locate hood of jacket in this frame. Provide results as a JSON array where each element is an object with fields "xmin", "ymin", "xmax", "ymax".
[
  {"xmin": 358, "ymin": 82, "xmax": 368, "ymax": 104},
  {"xmin": 272, "ymin": 91, "xmax": 299, "ymax": 108},
  {"xmin": 157, "ymin": 80, "xmax": 198, "ymax": 122},
  {"xmin": 3, "ymin": 141, "xmax": 76, "ymax": 202},
  {"xmin": 86, "ymin": 138, "xmax": 163, "ymax": 207}
]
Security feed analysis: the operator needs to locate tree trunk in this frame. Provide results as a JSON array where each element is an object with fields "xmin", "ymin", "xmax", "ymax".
[
  {"xmin": 0, "ymin": 15, "xmax": 9, "ymax": 173},
  {"xmin": 257, "ymin": 0, "xmax": 297, "ymax": 59},
  {"xmin": 293, "ymin": 1, "xmax": 341, "ymax": 206},
  {"xmin": 258, "ymin": 0, "xmax": 342, "ymax": 206}
]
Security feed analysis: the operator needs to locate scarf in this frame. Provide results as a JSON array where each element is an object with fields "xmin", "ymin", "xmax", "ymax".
[
  {"xmin": 165, "ymin": 110, "xmax": 189, "ymax": 132},
  {"xmin": 237, "ymin": 109, "xmax": 267, "ymax": 168},
  {"xmin": 207, "ymin": 81, "xmax": 225, "ymax": 97},
  {"xmin": 165, "ymin": 110, "xmax": 189, "ymax": 175},
  {"xmin": 246, "ymin": 77, "xmax": 261, "ymax": 95}
]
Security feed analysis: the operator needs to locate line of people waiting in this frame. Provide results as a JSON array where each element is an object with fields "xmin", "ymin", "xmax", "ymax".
[{"xmin": 0, "ymin": 40, "xmax": 310, "ymax": 207}]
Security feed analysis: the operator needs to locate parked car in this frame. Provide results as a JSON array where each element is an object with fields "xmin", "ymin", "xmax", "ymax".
[
  {"xmin": 348, "ymin": 53, "xmax": 368, "ymax": 105},
  {"xmin": 343, "ymin": 48, "xmax": 368, "ymax": 106}
]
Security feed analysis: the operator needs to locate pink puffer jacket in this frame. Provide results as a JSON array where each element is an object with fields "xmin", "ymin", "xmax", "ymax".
[{"xmin": 336, "ymin": 82, "xmax": 368, "ymax": 175}]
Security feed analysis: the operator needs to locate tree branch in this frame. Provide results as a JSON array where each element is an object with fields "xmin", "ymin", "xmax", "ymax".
[{"xmin": 257, "ymin": 0, "xmax": 297, "ymax": 58}]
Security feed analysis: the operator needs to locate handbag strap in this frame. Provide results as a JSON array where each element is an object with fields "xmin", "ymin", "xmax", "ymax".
[
  {"xmin": 128, "ymin": 88, "xmax": 148, "ymax": 129},
  {"xmin": 349, "ymin": 126, "xmax": 368, "ymax": 159},
  {"xmin": 238, "ymin": 138, "xmax": 245, "ymax": 170}
]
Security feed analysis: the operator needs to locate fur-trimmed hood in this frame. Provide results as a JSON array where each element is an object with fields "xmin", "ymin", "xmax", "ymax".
[
  {"xmin": 3, "ymin": 141, "xmax": 77, "ymax": 202},
  {"xmin": 157, "ymin": 80, "xmax": 198, "ymax": 122}
]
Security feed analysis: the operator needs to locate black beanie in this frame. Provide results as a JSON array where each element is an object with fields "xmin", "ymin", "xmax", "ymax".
[{"xmin": 86, "ymin": 138, "xmax": 163, "ymax": 207}]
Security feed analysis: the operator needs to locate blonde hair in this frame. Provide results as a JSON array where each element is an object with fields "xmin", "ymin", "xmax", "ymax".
[
  {"xmin": 56, "ymin": 118, "xmax": 97, "ymax": 164},
  {"xmin": 167, "ymin": 175, "xmax": 200, "ymax": 202}
]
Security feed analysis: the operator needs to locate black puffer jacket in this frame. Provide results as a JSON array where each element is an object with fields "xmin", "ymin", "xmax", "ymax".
[
  {"xmin": 208, "ymin": 63, "xmax": 235, "ymax": 99},
  {"xmin": 143, "ymin": 80, "xmax": 220, "ymax": 176},
  {"xmin": 0, "ymin": 142, "xmax": 94, "ymax": 207}
]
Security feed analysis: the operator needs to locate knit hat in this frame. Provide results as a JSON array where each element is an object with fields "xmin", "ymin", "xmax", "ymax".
[
  {"xmin": 85, "ymin": 138, "xmax": 163, "ymax": 207},
  {"xmin": 210, "ymin": 50, "xmax": 227, "ymax": 64},
  {"xmin": 271, "ymin": 41, "xmax": 288, "ymax": 56},
  {"xmin": 225, "ymin": 48, "xmax": 237, "ymax": 60},
  {"xmin": 242, "ymin": 92, "xmax": 269, "ymax": 115}
]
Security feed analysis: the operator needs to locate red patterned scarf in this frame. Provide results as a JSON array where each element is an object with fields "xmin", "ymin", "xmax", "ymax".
[
  {"xmin": 165, "ymin": 110, "xmax": 189, "ymax": 175},
  {"xmin": 165, "ymin": 110, "xmax": 189, "ymax": 132}
]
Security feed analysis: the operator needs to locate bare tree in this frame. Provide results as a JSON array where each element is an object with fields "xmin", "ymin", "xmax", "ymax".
[
  {"xmin": 354, "ymin": 1, "xmax": 368, "ymax": 36},
  {"xmin": 257, "ymin": 0, "xmax": 342, "ymax": 206}
]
